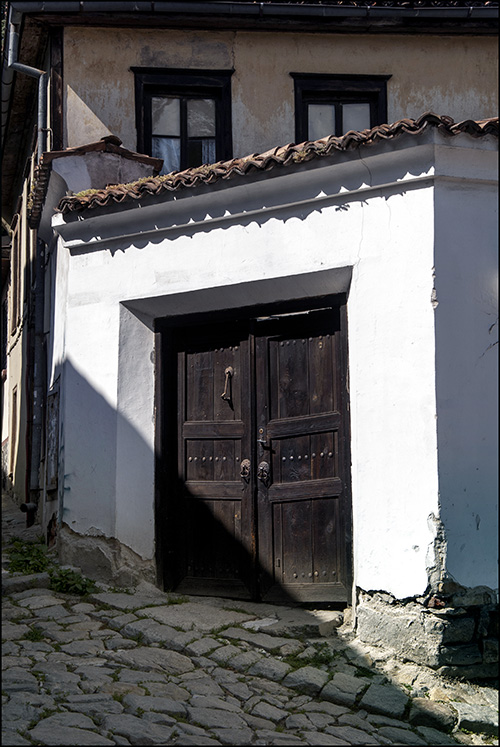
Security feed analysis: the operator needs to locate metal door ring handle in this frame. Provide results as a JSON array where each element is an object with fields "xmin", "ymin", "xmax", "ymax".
[
  {"xmin": 257, "ymin": 460, "xmax": 271, "ymax": 487},
  {"xmin": 240, "ymin": 458, "xmax": 251, "ymax": 483}
]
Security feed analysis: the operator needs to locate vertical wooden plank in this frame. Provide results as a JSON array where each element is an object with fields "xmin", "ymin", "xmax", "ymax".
[
  {"xmin": 187, "ymin": 349, "xmax": 213, "ymax": 421},
  {"xmin": 281, "ymin": 501, "xmax": 312, "ymax": 584},
  {"xmin": 278, "ymin": 337, "xmax": 309, "ymax": 419},
  {"xmin": 309, "ymin": 333, "xmax": 334, "ymax": 414},
  {"xmin": 312, "ymin": 498, "xmax": 339, "ymax": 585}
]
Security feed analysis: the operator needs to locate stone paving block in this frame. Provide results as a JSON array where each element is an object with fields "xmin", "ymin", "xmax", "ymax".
[
  {"xmin": 59, "ymin": 640, "xmax": 106, "ymax": 656},
  {"xmin": 2, "ymin": 694, "xmax": 54, "ymax": 724},
  {"xmin": 1, "ymin": 667, "xmax": 39, "ymax": 693},
  {"xmin": 307, "ymin": 711, "xmax": 337, "ymax": 729},
  {"xmin": 366, "ymin": 713, "xmax": 413, "ymax": 729},
  {"xmin": 190, "ymin": 694, "xmax": 242, "ymax": 712},
  {"xmin": 415, "ymin": 726, "xmax": 461, "ymax": 745},
  {"xmin": 18, "ymin": 593, "xmax": 62, "ymax": 610},
  {"xmin": 241, "ymin": 713, "xmax": 277, "ymax": 730},
  {"xmin": 101, "ymin": 714, "xmax": 176, "ymax": 744},
  {"xmin": 17, "ymin": 637, "xmax": 48, "ymax": 653},
  {"xmin": 100, "ymin": 682, "xmax": 147, "ymax": 697},
  {"xmin": 185, "ymin": 637, "xmax": 222, "ymax": 656},
  {"xmin": 90, "ymin": 592, "xmax": 168, "ymax": 611},
  {"xmin": 175, "ymin": 736, "xmax": 222, "ymax": 746},
  {"xmin": 229, "ymin": 649, "xmax": 264, "ymax": 671},
  {"xmin": 2, "ymin": 572, "xmax": 51, "ymax": 594},
  {"xmin": 282, "ymin": 665, "xmax": 330, "ymax": 695},
  {"xmin": 64, "ymin": 693, "xmax": 124, "ymax": 718},
  {"xmin": 140, "ymin": 602, "xmax": 255, "ymax": 632},
  {"xmin": 208, "ymin": 644, "xmax": 241, "ymax": 664},
  {"xmin": 251, "ymin": 700, "xmax": 288, "ymax": 722},
  {"xmin": 2, "ymin": 655, "xmax": 32, "ymax": 669},
  {"xmin": 221, "ymin": 680, "xmax": 253, "ymax": 701},
  {"xmin": 72, "ymin": 602, "xmax": 96, "ymax": 613},
  {"xmin": 186, "ymin": 706, "xmax": 247, "ymax": 729},
  {"xmin": 32, "ymin": 605, "xmax": 71, "ymax": 620},
  {"xmin": 105, "ymin": 613, "xmax": 139, "ymax": 630},
  {"xmin": 109, "ymin": 645, "xmax": 194, "ymax": 673},
  {"xmin": 320, "ymin": 680, "xmax": 358, "ymax": 707},
  {"xmin": 1, "ymin": 729, "xmax": 32, "ymax": 745},
  {"xmin": 103, "ymin": 636, "xmax": 137, "ymax": 650},
  {"xmin": 181, "ymin": 676, "xmax": 225, "ymax": 697},
  {"xmin": 221, "ymin": 627, "xmax": 291, "ymax": 651},
  {"xmin": 324, "ymin": 725, "xmax": 381, "ymax": 744},
  {"xmin": 143, "ymin": 681, "xmax": 190, "ymax": 700},
  {"xmin": 359, "ymin": 682, "xmax": 409, "ymax": 718},
  {"xmin": 117, "ymin": 669, "xmax": 167, "ymax": 684},
  {"xmin": 409, "ymin": 697, "xmax": 458, "ymax": 731},
  {"xmin": 378, "ymin": 726, "xmax": 427, "ymax": 745},
  {"xmin": 337, "ymin": 712, "xmax": 375, "ymax": 732},
  {"xmin": 142, "ymin": 712, "xmax": 177, "ymax": 726},
  {"xmin": 28, "ymin": 723, "xmax": 115, "ymax": 745},
  {"xmin": 285, "ymin": 713, "xmax": 312, "ymax": 729},
  {"xmin": 1, "ymin": 622, "xmax": 30, "ymax": 640},
  {"xmin": 306, "ymin": 701, "xmax": 349, "ymax": 718},
  {"xmin": 248, "ymin": 656, "xmax": 292, "ymax": 682},
  {"xmin": 123, "ymin": 692, "xmax": 187, "ymax": 716},
  {"xmin": 301, "ymin": 731, "xmax": 352, "ymax": 745},
  {"xmin": 254, "ymin": 730, "xmax": 305, "ymax": 745},
  {"xmin": 211, "ymin": 727, "xmax": 255, "ymax": 745}
]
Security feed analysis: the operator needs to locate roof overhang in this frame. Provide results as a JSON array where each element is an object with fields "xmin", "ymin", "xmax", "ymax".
[
  {"xmin": 9, "ymin": 1, "xmax": 499, "ymax": 35},
  {"xmin": 52, "ymin": 123, "xmax": 498, "ymax": 254}
]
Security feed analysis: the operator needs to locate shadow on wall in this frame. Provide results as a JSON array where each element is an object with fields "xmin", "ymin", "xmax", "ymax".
[
  {"xmin": 61, "ymin": 146, "xmax": 429, "ymax": 254},
  {"xmin": 58, "ymin": 360, "xmax": 347, "ymax": 609}
]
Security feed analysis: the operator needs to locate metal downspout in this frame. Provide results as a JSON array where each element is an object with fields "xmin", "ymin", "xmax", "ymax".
[
  {"xmin": 6, "ymin": 9, "xmax": 48, "ymax": 512},
  {"xmin": 29, "ymin": 238, "xmax": 45, "ymax": 501},
  {"xmin": 6, "ymin": 14, "xmax": 48, "ymax": 161}
]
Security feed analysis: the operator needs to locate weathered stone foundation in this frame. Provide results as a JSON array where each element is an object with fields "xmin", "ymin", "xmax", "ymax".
[
  {"xmin": 58, "ymin": 523, "xmax": 157, "ymax": 588},
  {"xmin": 356, "ymin": 588, "xmax": 498, "ymax": 681}
]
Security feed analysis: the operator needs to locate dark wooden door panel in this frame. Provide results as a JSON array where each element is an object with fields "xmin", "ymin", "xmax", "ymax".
[
  {"xmin": 162, "ymin": 304, "xmax": 351, "ymax": 604},
  {"xmin": 255, "ymin": 309, "xmax": 350, "ymax": 603},
  {"xmin": 173, "ymin": 324, "xmax": 254, "ymax": 598}
]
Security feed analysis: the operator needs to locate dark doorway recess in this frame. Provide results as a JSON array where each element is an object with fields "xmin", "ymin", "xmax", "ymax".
[{"xmin": 155, "ymin": 296, "xmax": 352, "ymax": 604}]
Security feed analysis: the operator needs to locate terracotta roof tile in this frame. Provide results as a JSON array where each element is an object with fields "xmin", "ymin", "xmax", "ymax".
[{"xmin": 56, "ymin": 113, "xmax": 498, "ymax": 216}]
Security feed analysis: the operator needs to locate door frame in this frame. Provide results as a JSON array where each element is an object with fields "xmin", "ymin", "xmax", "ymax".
[{"xmin": 154, "ymin": 293, "xmax": 353, "ymax": 603}]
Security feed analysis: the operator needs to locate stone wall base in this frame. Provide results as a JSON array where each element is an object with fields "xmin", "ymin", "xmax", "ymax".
[
  {"xmin": 356, "ymin": 588, "xmax": 498, "ymax": 681},
  {"xmin": 58, "ymin": 523, "xmax": 157, "ymax": 588}
]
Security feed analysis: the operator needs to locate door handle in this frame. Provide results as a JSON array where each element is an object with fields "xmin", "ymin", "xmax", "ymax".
[
  {"xmin": 240, "ymin": 458, "xmax": 251, "ymax": 483},
  {"xmin": 257, "ymin": 438, "xmax": 271, "ymax": 450},
  {"xmin": 257, "ymin": 461, "xmax": 271, "ymax": 487},
  {"xmin": 220, "ymin": 366, "xmax": 233, "ymax": 401}
]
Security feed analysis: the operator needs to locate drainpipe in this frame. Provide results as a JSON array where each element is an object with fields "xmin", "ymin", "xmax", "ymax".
[
  {"xmin": 6, "ymin": 11, "xmax": 48, "ymax": 161},
  {"xmin": 6, "ymin": 9, "xmax": 48, "ymax": 516},
  {"xmin": 29, "ymin": 238, "xmax": 46, "ymax": 501}
]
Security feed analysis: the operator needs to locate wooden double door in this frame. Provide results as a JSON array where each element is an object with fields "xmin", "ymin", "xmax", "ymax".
[{"xmin": 159, "ymin": 302, "xmax": 351, "ymax": 603}]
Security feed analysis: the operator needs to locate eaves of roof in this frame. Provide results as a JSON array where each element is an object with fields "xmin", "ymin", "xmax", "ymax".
[
  {"xmin": 28, "ymin": 135, "xmax": 162, "ymax": 228},
  {"xmin": 54, "ymin": 113, "xmax": 498, "ymax": 218}
]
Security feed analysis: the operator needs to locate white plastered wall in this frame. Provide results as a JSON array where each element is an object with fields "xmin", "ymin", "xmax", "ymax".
[
  {"xmin": 52, "ymin": 132, "xmax": 497, "ymax": 598},
  {"xmin": 433, "ymin": 152, "xmax": 498, "ymax": 592}
]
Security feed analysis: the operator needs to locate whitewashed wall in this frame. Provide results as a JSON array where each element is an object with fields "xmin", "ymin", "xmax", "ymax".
[{"xmin": 52, "ymin": 130, "xmax": 498, "ymax": 597}]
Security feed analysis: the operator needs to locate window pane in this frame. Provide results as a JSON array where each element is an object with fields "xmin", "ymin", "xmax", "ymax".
[
  {"xmin": 187, "ymin": 138, "xmax": 216, "ymax": 167},
  {"xmin": 308, "ymin": 104, "xmax": 336, "ymax": 140},
  {"xmin": 187, "ymin": 99, "xmax": 216, "ymax": 137},
  {"xmin": 152, "ymin": 97, "xmax": 180, "ymax": 136},
  {"xmin": 342, "ymin": 103, "xmax": 371, "ymax": 134},
  {"xmin": 152, "ymin": 136, "xmax": 180, "ymax": 174}
]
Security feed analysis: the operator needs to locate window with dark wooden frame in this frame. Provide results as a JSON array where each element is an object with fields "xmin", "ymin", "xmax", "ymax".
[
  {"xmin": 291, "ymin": 73, "xmax": 391, "ymax": 143},
  {"xmin": 132, "ymin": 68, "xmax": 234, "ymax": 175}
]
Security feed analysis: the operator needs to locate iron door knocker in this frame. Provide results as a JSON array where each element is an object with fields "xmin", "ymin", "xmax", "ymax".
[
  {"xmin": 240, "ymin": 458, "xmax": 251, "ymax": 483},
  {"xmin": 257, "ymin": 460, "xmax": 271, "ymax": 487}
]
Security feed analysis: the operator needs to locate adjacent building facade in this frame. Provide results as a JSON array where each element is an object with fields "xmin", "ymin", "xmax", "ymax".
[{"xmin": 1, "ymin": 1, "xmax": 498, "ymax": 677}]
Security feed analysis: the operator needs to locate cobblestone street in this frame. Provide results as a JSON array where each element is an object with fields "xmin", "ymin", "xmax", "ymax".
[{"xmin": 2, "ymin": 497, "xmax": 498, "ymax": 746}]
